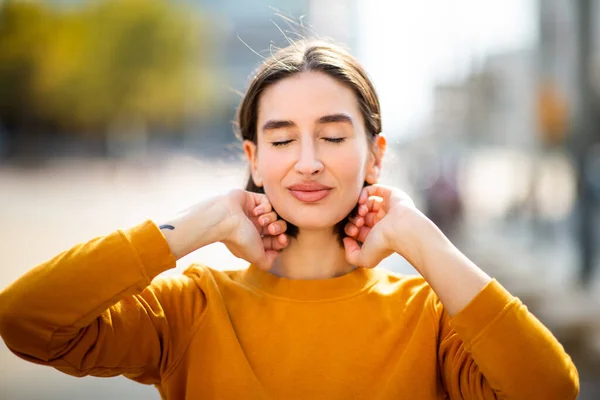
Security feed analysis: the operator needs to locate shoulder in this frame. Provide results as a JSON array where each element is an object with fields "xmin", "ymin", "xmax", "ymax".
[
  {"xmin": 140, "ymin": 264, "xmax": 239, "ymax": 312},
  {"xmin": 170, "ymin": 263, "xmax": 248, "ymax": 294},
  {"xmin": 371, "ymin": 268, "xmax": 441, "ymax": 311},
  {"xmin": 140, "ymin": 264, "xmax": 247, "ymax": 327},
  {"xmin": 372, "ymin": 268, "xmax": 431, "ymax": 295}
]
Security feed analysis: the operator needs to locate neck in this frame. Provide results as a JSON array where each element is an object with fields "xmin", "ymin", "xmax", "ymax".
[{"xmin": 270, "ymin": 229, "xmax": 355, "ymax": 280}]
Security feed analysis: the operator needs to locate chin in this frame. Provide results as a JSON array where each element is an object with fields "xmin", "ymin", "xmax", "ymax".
[
  {"xmin": 278, "ymin": 206, "xmax": 349, "ymax": 231},
  {"xmin": 266, "ymin": 189, "xmax": 357, "ymax": 231}
]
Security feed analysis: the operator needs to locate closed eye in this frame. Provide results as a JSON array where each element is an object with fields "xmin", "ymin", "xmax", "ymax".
[
  {"xmin": 271, "ymin": 140, "xmax": 293, "ymax": 147},
  {"xmin": 323, "ymin": 137, "xmax": 346, "ymax": 144}
]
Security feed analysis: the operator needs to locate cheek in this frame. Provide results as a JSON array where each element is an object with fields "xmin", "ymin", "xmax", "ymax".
[
  {"xmin": 328, "ymin": 146, "xmax": 369, "ymax": 217},
  {"xmin": 334, "ymin": 146, "xmax": 368, "ymax": 188},
  {"xmin": 257, "ymin": 149, "xmax": 289, "ymax": 190}
]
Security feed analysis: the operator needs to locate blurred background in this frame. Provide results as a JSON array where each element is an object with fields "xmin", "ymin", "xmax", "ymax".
[{"xmin": 0, "ymin": 0, "xmax": 599, "ymax": 398}]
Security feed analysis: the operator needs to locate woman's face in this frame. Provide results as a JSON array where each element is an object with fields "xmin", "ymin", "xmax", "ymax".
[{"xmin": 244, "ymin": 71, "xmax": 385, "ymax": 231}]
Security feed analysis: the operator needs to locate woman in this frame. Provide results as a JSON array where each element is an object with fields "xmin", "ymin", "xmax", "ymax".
[{"xmin": 0, "ymin": 40, "xmax": 579, "ymax": 399}]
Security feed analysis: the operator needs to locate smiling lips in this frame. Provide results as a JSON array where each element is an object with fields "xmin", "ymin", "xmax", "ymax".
[{"xmin": 288, "ymin": 182, "xmax": 333, "ymax": 203}]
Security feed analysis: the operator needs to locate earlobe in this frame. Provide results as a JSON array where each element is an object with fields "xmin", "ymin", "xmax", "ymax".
[{"xmin": 366, "ymin": 166, "xmax": 380, "ymax": 184}]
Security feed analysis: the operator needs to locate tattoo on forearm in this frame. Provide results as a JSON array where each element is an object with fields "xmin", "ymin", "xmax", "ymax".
[{"xmin": 159, "ymin": 224, "xmax": 175, "ymax": 230}]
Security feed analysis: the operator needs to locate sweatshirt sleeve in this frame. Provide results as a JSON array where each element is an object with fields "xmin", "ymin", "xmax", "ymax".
[
  {"xmin": 436, "ymin": 279, "xmax": 579, "ymax": 400},
  {"xmin": 0, "ymin": 220, "xmax": 205, "ymax": 384}
]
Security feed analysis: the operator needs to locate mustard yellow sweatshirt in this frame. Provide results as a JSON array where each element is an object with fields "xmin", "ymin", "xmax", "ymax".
[{"xmin": 0, "ymin": 220, "xmax": 578, "ymax": 399}]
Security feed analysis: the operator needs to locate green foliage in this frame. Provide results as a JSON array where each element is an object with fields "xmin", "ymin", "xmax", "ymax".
[{"xmin": 0, "ymin": 0, "xmax": 213, "ymax": 135}]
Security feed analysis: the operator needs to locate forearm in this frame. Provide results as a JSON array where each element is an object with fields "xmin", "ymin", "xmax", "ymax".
[
  {"xmin": 402, "ymin": 213, "xmax": 491, "ymax": 316},
  {"xmin": 158, "ymin": 194, "xmax": 233, "ymax": 260}
]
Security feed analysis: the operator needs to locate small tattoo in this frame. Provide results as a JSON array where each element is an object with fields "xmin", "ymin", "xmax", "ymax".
[{"xmin": 159, "ymin": 224, "xmax": 175, "ymax": 230}]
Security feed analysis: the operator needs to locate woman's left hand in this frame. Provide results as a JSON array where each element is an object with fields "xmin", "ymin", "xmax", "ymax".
[
  {"xmin": 343, "ymin": 184, "xmax": 426, "ymax": 269},
  {"xmin": 346, "ymin": 185, "xmax": 493, "ymax": 317}
]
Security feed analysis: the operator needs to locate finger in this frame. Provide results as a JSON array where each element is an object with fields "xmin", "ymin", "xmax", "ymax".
[
  {"xmin": 343, "ymin": 237, "xmax": 362, "ymax": 265},
  {"xmin": 344, "ymin": 222, "xmax": 360, "ymax": 238},
  {"xmin": 348, "ymin": 215, "xmax": 364, "ymax": 228},
  {"xmin": 366, "ymin": 196, "xmax": 383, "ymax": 213},
  {"xmin": 365, "ymin": 212, "xmax": 377, "ymax": 227},
  {"xmin": 342, "ymin": 237, "xmax": 360, "ymax": 256},
  {"xmin": 273, "ymin": 236, "xmax": 288, "ymax": 251},
  {"xmin": 362, "ymin": 184, "xmax": 390, "ymax": 200},
  {"xmin": 344, "ymin": 223, "xmax": 357, "ymax": 237},
  {"xmin": 277, "ymin": 233, "xmax": 289, "ymax": 248},
  {"xmin": 264, "ymin": 249, "xmax": 280, "ymax": 269},
  {"xmin": 358, "ymin": 204, "xmax": 369, "ymax": 217},
  {"xmin": 262, "ymin": 233, "xmax": 289, "ymax": 251},
  {"xmin": 258, "ymin": 211, "xmax": 278, "ymax": 226},
  {"xmin": 358, "ymin": 187, "xmax": 369, "ymax": 205},
  {"xmin": 344, "ymin": 236, "xmax": 384, "ymax": 269},
  {"xmin": 364, "ymin": 209, "xmax": 386, "ymax": 227},
  {"xmin": 355, "ymin": 225, "xmax": 371, "ymax": 244},
  {"xmin": 265, "ymin": 220, "xmax": 287, "ymax": 236},
  {"xmin": 262, "ymin": 235, "xmax": 277, "ymax": 251},
  {"xmin": 253, "ymin": 194, "xmax": 273, "ymax": 216}
]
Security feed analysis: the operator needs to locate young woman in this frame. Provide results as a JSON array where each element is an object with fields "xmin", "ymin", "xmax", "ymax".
[{"xmin": 0, "ymin": 40, "xmax": 579, "ymax": 399}]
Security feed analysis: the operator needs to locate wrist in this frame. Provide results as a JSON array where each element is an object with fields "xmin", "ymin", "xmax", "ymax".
[
  {"xmin": 391, "ymin": 209, "xmax": 452, "ymax": 273},
  {"xmin": 159, "ymin": 195, "xmax": 231, "ymax": 259}
]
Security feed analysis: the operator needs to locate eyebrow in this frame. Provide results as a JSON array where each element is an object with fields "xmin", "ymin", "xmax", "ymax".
[{"xmin": 261, "ymin": 113, "xmax": 354, "ymax": 132}]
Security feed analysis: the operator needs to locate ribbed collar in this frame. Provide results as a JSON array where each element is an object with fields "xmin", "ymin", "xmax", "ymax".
[{"xmin": 242, "ymin": 264, "xmax": 380, "ymax": 301}]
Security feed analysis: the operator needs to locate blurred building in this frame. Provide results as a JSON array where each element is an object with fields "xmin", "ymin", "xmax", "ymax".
[
  {"xmin": 405, "ymin": 4, "xmax": 600, "ymax": 397},
  {"xmin": 430, "ymin": 50, "xmax": 537, "ymax": 149},
  {"xmin": 538, "ymin": 0, "xmax": 600, "ymax": 121}
]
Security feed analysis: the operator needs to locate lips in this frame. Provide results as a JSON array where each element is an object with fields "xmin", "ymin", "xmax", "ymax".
[{"xmin": 288, "ymin": 182, "xmax": 333, "ymax": 203}]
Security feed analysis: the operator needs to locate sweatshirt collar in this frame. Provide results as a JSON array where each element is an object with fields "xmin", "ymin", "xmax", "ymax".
[{"xmin": 243, "ymin": 263, "xmax": 380, "ymax": 301}]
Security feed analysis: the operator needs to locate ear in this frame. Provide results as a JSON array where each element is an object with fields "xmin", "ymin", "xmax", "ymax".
[
  {"xmin": 243, "ymin": 140, "xmax": 263, "ymax": 187},
  {"xmin": 365, "ymin": 135, "xmax": 387, "ymax": 184}
]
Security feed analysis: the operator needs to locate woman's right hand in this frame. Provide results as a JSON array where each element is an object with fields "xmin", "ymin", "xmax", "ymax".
[
  {"xmin": 160, "ymin": 189, "xmax": 288, "ymax": 270},
  {"xmin": 220, "ymin": 189, "xmax": 288, "ymax": 270}
]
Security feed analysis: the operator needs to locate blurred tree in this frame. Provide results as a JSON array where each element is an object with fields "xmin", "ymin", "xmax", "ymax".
[
  {"xmin": 0, "ymin": 1, "xmax": 52, "ymax": 157},
  {"xmin": 0, "ymin": 0, "xmax": 214, "ymax": 157}
]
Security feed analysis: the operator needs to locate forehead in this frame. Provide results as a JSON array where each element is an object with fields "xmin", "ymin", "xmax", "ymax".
[{"xmin": 257, "ymin": 71, "xmax": 363, "ymax": 125}]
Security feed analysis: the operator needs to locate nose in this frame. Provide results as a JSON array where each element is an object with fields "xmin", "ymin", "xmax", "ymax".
[{"xmin": 294, "ymin": 140, "xmax": 324, "ymax": 176}]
